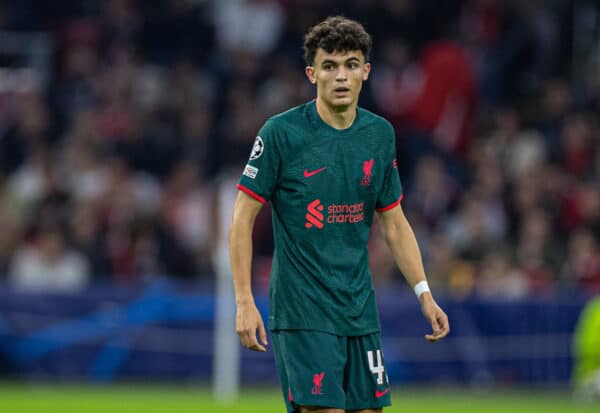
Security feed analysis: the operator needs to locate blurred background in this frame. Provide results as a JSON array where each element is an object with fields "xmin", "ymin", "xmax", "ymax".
[{"xmin": 0, "ymin": 0, "xmax": 599, "ymax": 411}]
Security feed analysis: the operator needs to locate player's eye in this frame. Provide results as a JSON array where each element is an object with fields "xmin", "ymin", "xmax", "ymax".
[
  {"xmin": 323, "ymin": 64, "xmax": 334, "ymax": 71},
  {"xmin": 348, "ymin": 62, "xmax": 359, "ymax": 69}
]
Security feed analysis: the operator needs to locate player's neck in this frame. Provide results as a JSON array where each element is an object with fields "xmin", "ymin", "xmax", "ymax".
[{"xmin": 315, "ymin": 98, "xmax": 357, "ymax": 130}]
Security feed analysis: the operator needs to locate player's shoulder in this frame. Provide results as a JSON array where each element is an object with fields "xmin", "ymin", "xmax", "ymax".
[
  {"xmin": 357, "ymin": 106, "xmax": 395, "ymax": 134},
  {"xmin": 259, "ymin": 102, "xmax": 311, "ymax": 145},
  {"xmin": 265, "ymin": 103, "xmax": 309, "ymax": 128},
  {"xmin": 357, "ymin": 107, "xmax": 396, "ymax": 150}
]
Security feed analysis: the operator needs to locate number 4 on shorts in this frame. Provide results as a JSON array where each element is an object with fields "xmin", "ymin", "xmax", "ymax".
[{"xmin": 367, "ymin": 350, "xmax": 389, "ymax": 385}]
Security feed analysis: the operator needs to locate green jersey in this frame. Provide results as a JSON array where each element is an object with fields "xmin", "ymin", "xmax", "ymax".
[{"xmin": 238, "ymin": 100, "xmax": 403, "ymax": 336}]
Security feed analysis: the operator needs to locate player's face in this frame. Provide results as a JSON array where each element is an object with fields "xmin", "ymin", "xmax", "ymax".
[{"xmin": 306, "ymin": 48, "xmax": 371, "ymax": 111}]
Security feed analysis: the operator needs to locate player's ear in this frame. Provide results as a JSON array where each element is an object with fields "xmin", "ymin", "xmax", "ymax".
[
  {"xmin": 363, "ymin": 62, "xmax": 371, "ymax": 81},
  {"xmin": 305, "ymin": 66, "xmax": 317, "ymax": 84}
]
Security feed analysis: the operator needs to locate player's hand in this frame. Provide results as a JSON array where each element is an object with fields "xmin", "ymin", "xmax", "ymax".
[
  {"xmin": 236, "ymin": 301, "xmax": 268, "ymax": 352},
  {"xmin": 419, "ymin": 293, "xmax": 450, "ymax": 342}
]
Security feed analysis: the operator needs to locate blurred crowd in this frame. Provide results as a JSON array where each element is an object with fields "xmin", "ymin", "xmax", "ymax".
[{"xmin": 0, "ymin": 0, "xmax": 598, "ymax": 298}]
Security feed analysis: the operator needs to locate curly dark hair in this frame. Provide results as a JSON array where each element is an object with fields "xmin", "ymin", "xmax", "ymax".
[{"xmin": 303, "ymin": 16, "xmax": 372, "ymax": 66}]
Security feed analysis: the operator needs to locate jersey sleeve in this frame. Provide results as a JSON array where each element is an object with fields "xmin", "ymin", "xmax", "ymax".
[
  {"xmin": 237, "ymin": 120, "xmax": 282, "ymax": 203},
  {"xmin": 375, "ymin": 129, "xmax": 403, "ymax": 212}
]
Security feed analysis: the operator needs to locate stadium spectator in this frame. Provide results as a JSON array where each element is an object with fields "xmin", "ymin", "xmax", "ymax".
[
  {"xmin": 213, "ymin": 0, "xmax": 284, "ymax": 56},
  {"xmin": 425, "ymin": 232, "xmax": 475, "ymax": 299},
  {"xmin": 479, "ymin": 105, "xmax": 547, "ymax": 180},
  {"xmin": 515, "ymin": 208, "xmax": 560, "ymax": 295},
  {"xmin": 561, "ymin": 228, "xmax": 600, "ymax": 296},
  {"xmin": 405, "ymin": 155, "xmax": 460, "ymax": 231},
  {"xmin": 8, "ymin": 222, "xmax": 90, "ymax": 293},
  {"xmin": 68, "ymin": 200, "xmax": 111, "ymax": 279},
  {"xmin": 476, "ymin": 247, "xmax": 528, "ymax": 300},
  {"xmin": 402, "ymin": 38, "xmax": 477, "ymax": 158}
]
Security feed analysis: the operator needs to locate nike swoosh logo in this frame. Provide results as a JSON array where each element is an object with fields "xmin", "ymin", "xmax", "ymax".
[
  {"xmin": 304, "ymin": 167, "xmax": 327, "ymax": 178},
  {"xmin": 375, "ymin": 388, "xmax": 390, "ymax": 398}
]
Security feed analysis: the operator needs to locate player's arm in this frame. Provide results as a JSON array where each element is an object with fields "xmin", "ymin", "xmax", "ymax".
[
  {"xmin": 376, "ymin": 204, "xmax": 450, "ymax": 342},
  {"xmin": 229, "ymin": 190, "xmax": 268, "ymax": 352}
]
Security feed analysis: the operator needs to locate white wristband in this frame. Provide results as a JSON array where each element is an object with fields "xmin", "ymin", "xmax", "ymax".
[{"xmin": 413, "ymin": 281, "xmax": 430, "ymax": 298}]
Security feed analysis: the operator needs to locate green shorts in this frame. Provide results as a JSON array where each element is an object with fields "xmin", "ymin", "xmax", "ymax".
[{"xmin": 272, "ymin": 330, "xmax": 392, "ymax": 412}]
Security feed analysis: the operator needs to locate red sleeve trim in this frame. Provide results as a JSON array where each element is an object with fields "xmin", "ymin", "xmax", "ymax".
[
  {"xmin": 237, "ymin": 184, "xmax": 266, "ymax": 204},
  {"xmin": 376, "ymin": 194, "xmax": 404, "ymax": 212}
]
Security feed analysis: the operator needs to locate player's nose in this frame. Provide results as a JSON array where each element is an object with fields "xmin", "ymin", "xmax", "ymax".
[{"xmin": 336, "ymin": 67, "xmax": 347, "ymax": 80}]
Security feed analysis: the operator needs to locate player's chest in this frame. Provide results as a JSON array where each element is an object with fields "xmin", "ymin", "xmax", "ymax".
[{"xmin": 280, "ymin": 139, "xmax": 381, "ymax": 198}]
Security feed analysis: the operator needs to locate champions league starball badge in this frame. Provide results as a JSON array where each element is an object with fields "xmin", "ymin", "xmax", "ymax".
[{"xmin": 250, "ymin": 136, "xmax": 264, "ymax": 160}]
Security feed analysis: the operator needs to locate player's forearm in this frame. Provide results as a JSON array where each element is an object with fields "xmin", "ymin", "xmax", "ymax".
[
  {"xmin": 229, "ymin": 220, "xmax": 256, "ymax": 305},
  {"xmin": 378, "ymin": 208, "xmax": 428, "ymax": 289},
  {"xmin": 386, "ymin": 220, "xmax": 428, "ymax": 288},
  {"xmin": 229, "ymin": 191, "xmax": 264, "ymax": 305}
]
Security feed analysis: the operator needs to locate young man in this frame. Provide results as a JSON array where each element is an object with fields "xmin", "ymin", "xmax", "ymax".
[{"xmin": 229, "ymin": 16, "xmax": 449, "ymax": 413}]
